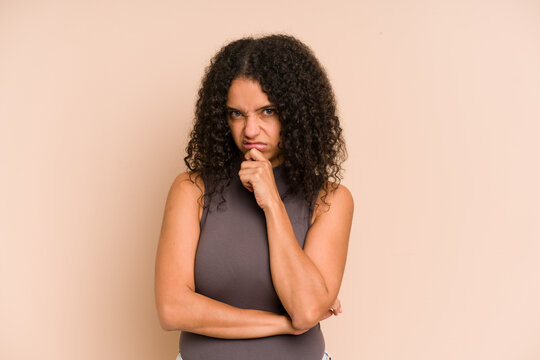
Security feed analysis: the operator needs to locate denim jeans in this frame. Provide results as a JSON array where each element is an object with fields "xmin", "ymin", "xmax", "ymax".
[{"xmin": 175, "ymin": 350, "xmax": 332, "ymax": 360}]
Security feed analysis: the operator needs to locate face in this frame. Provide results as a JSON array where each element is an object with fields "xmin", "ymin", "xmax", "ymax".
[{"xmin": 226, "ymin": 77, "xmax": 284, "ymax": 167}]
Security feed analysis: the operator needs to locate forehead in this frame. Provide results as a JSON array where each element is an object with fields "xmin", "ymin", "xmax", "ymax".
[{"xmin": 226, "ymin": 78, "xmax": 273, "ymax": 109}]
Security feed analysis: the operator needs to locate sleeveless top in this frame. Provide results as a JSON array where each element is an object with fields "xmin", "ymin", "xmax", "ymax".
[{"xmin": 179, "ymin": 154, "xmax": 325, "ymax": 360}]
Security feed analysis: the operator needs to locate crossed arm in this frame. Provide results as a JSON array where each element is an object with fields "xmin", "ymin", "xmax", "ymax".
[
  {"xmin": 264, "ymin": 183, "xmax": 353, "ymax": 330},
  {"xmin": 154, "ymin": 171, "xmax": 353, "ymax": 338}
]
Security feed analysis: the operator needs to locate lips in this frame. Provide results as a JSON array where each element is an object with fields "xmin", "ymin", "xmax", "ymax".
[{"xmin": 243, "ymin": 142, "xmax": 267, "ymax": 150}]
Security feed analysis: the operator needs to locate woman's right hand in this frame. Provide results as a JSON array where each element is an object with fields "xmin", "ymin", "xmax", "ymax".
[{"xmin": 319, "ymin": 297, "xmax": 343, "ymax": 321}]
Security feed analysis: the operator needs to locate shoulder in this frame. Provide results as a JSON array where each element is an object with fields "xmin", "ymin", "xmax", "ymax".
[
  {"xmin": 312, "ymin": 182, "xmax": 354, "ymax": 223},
  {"xmin": 168, "ymin": 171, "xmax": 206, "ymax": 221},
  {"xmin": 171, "ymin": 171, "xmax": 205, "ymax": 194}
]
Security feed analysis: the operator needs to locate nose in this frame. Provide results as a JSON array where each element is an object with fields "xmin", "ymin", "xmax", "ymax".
[{"xmin": 243, "ymin": 113, "xmax": 261, "ymax": 138}]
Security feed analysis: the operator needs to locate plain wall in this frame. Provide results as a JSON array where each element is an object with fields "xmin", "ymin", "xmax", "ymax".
[{"xmin": 1, "ymin": 0, "xmax": 539, "ymax": 359}]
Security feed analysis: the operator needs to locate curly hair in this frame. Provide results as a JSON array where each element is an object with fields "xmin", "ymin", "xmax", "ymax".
[{"xmin": 184, "ymin": 34, "xmax": 347, "ymax": 213}]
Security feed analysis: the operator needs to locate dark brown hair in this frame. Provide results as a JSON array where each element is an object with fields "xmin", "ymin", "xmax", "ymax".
[{"xmin": 184, "ymin": 34, "xmax": 347, "ymax": 211}]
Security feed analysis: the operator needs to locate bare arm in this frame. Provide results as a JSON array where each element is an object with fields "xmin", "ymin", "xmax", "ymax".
[
  {"xmin": 154, "ymin": 172, "xmax": 300, "ymax": 339},
  {"xmin": 264, "ymin": 183, "xmax": 354, "ymax": 330},
  {"xmin": 237, "ymin": 150, "xmax": 353, "ymax": 331},
  {"xmin": 158, "ymin": 285, "xmax": 295, "ymax": 339}
]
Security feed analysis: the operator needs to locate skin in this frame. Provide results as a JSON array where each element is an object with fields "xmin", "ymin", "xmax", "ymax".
[
  {"xmin": 226, "ymin": 77, "xmax": 285, "ymax": 170},
  {"xmin": 154, "ymin": 77, "xmax": 351, "ymax": 339}
]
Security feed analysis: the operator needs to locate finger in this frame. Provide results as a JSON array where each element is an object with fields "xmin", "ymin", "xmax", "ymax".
[
  {"xmin": 244, "ymin": 150, "xmax": 254, "ymax": 161},
  {"xmin": 237, "ymin": 170, "xmax": 254, "ymax": 192},
  {"xmin": 240, "ymin": 180, "xmax": 253, "ymax": 192},
  {"xmin": 328, "ymin": 307, "xmax": 335, "ymax": 316},
  {"xmin": 240, "ymin": 160, "xmax": 264, "ymax": 170},
  {"xmin": 238, "ymin": 165, "xmax": 271, "ymax": 185},
  {"xmin": 320, "ymin": 310, "xmax": 333, "ymax": 321},
  {"xmin": 238, "ymin": 168, "xmax": 261, "ymax": 183},
  {"xmin": 244, "ymin": 148, "xmax": 267, "ymax": 162}
]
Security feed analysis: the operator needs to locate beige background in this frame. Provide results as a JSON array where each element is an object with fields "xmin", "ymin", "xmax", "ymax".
[{"xmin": 1, "ymin": 0, "xmax": 539, "ymax": 359}]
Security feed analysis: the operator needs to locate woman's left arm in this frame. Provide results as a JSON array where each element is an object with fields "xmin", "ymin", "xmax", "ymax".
[
  {"xmin": 263, "ymin": 184, "xmax": 354, "ymax": 331},
  {"xmin": 239, "ymin": 149, "xmax": 354, "ymax": 331}
]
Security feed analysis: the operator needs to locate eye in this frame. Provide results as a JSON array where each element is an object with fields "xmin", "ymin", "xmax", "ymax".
[
  {"xmin": 262, "ymin": 108, "xmax": 276, "ymax": 116},
  {"xmin": 228, "ymin": 110, "xmax": 243, "ymax": 118}
]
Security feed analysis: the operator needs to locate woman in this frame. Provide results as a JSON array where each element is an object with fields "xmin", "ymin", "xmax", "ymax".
[{"xmin": 155, "ymin": 34, "xmax": 353, "ymax": 360}]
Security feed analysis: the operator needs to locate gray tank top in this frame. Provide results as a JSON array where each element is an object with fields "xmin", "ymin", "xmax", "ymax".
[{"xmin": 179, "ymin": 155, "xmax": 325, "ymax": 360}]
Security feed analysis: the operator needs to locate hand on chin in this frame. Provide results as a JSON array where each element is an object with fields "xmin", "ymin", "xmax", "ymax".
[{"xmin": 238, "ymin": 149, "xmax": 280, "ymax": 210}]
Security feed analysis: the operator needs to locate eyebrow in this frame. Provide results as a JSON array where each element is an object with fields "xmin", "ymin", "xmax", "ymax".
[{"xmin": 226, "ymin": 104, "xmax": 276, "ymax": 112}]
